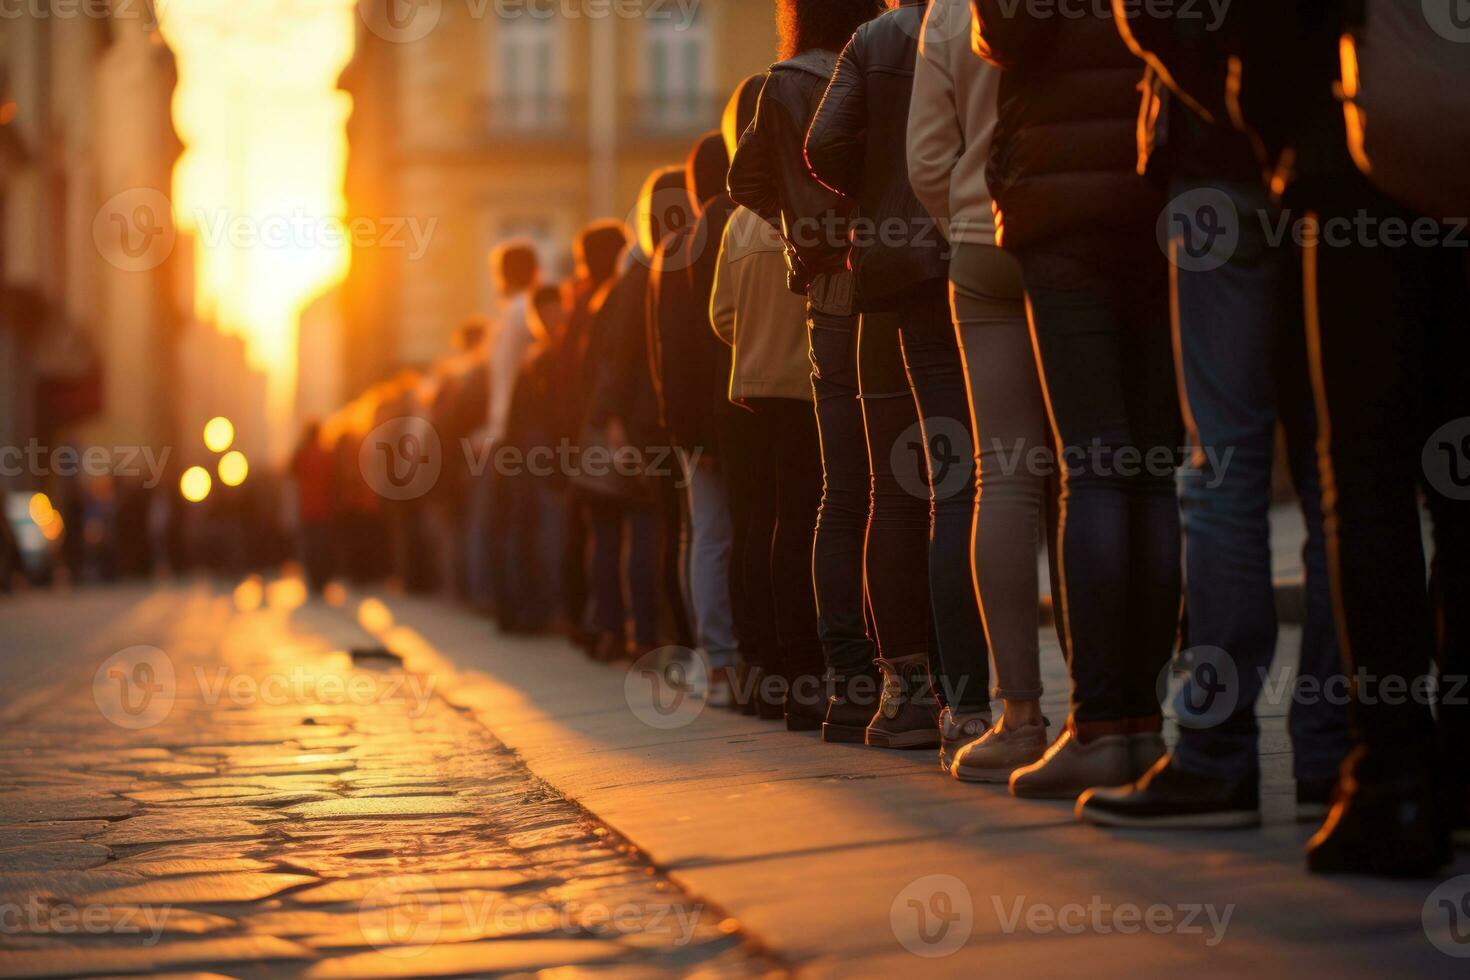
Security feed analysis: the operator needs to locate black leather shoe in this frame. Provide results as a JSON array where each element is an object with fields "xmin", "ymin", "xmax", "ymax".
[
  {"xmin": 823, "ymin": 670, "xmax": 881, "ymax": 744},
  {"xmin": 1077, "ymin": 756, "xmax": 1261, "ymax": 829},
  {"xmin": 1306, "ymin": 755, "xmax": 1450, "ymax": 877}
]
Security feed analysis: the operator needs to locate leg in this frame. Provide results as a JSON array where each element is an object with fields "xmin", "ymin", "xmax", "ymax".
[
  {"xmin": 858, "ymin": 307, "xmax": 931, "ymax": 662},
  {"xmin": 898, "ymin": 279, "xmax": 990, "ymax": 713},
  {"xmin": 763, "ymin": 398, "xmax": 826, "ymax": 713},
  {"xmin": 682, "ymin": 451, "xmax": 738, "ymax": 670},
  {"xmin": 808, "ymin": 305, "xmax": 876, "ymax": 676}
]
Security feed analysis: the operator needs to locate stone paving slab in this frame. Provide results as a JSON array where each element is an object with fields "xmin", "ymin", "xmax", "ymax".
[
  {"xmin": 0, "ymin": 582, "xmax": 771, "ymax": 978},
  {"xmin": 357, "ymin": 590, "xmax": 1470, "ymax": 978}
]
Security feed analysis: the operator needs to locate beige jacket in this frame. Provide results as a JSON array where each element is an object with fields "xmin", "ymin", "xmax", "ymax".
[
  {"xmin": 906, "ymin": 0, "xmax": 1002, "ymax": 246},
  {"xmin": 710, "ymin": 207, "xmax": 813, "ymax": 404}
]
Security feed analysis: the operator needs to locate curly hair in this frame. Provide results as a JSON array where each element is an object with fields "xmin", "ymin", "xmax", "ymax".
[{"xmin": 776, "ymin": 0, "xmax": 887, "ymax": 59}]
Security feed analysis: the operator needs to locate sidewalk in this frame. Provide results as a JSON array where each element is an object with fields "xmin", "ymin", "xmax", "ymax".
[
  {"xmin": 368, "ymin": 589, "xmax": 1469, "ymax": 978},
  {"xmin": 0, "ymin": 583, "xmax": 766, "ymax": 978}
]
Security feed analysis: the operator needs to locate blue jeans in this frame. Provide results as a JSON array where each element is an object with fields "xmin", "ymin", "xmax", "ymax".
[
  {"xmin": 1015, "ymin": 232, "xmax": 1182, "ymax": 723},
  {"xmin": 1167, "ymin": 178, "xmax": 1350, "ymax": 784}
]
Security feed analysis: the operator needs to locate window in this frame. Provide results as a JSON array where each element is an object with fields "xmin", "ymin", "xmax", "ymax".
[
  {"xmin": 492, "ymin": 5, "xmax": 565, "ymax": 130},
  {"xmin": 641, "ymin": 8, "xmax": 713, "ymax": 131}
]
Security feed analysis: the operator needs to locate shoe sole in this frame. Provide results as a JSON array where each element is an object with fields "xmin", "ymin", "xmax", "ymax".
[
  {"xmin": 823, "ymin": 723, "xmax": 868, "ymax": 744},
  {"xmin": 1079, "ymin": 806, "xmax": 1261, "ymax": 829},
  {"xmin": 954, "ymin": 765, "xmax": 1024, "ymax": 784},
  {"xmin": 866, "ymin": 730, "xmax": 940, "ymax": 750}
]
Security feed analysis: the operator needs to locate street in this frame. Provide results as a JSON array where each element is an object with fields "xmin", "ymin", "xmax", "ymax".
[
  {"xmin": 0, "ymin": 581, "xmax": 760, "ymax": 978},
  {"xmin": 2, "ymin": 577, "xmax": 1466, "ymax": 977}
]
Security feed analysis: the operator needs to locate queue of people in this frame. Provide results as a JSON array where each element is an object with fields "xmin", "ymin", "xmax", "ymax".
[{"xmin": 292, "ymin": 0, "xmax": 1468, "ymax": 879}]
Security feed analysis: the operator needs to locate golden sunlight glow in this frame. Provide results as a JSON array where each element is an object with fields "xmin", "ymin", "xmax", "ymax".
[
  {"xmin": 181, "ymin": 465, "xmax": 213, "ymax": 503},
  {"xmin": 159, "ymin": 2, "xmax": 357, "ymax": 447},
  {"xmin": 234, "ymin": 575, "xmax": 265, "ymax": 612},
  {"xmin": 357, "ymin": 597, "xmax": 395, "ymax": 635},
  {"xmin": 203, "ymin": 415, "xmax": 235, "ymax": 453},
  {"xmin": 218, "ymin": 450, "xmax": 250, "ymax": 486}
]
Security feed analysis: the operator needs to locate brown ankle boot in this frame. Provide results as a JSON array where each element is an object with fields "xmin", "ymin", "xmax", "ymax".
[{"xmin": 864, "ymin": 654, "xmax": 941, "ymax": 750}]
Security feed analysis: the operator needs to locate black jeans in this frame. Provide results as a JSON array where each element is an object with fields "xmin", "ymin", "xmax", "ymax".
[
  {"xmin": 865, "ymin": 279, "xmax": 990, "ymax": 711},
  {"xmin": 723, "ymin": 399, "xmax": 824, "ymax": 685},
  {"xmin": 1302, "ymin": 182, "xmax": 1470, "ymax": 788},
  {"xmin": 808, "ymin": 305, "xmax": 878, "ymax": 676},
  {"xmin": 1014, "ymin": 232, "xmax": 1183, "ymax": 723}
]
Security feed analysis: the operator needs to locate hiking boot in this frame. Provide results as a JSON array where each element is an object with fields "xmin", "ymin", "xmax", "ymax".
[
  {"xmin": 1009, "ymin": 720, "xmax": 1131, "ymax": 800},
  {"xmin": 939, "ymin": 707, "xmax": 991, "ymax": 772},
  {"xmin": 824, "ymin": 670, "xmax": 881, "ymax": 744},
  {"xmin": 952, "ymin": 718, "xmax": 1048, "ymax": 783},
  {"xmin": 785, "ymin": 672, "xmax": 829, "ymax": 732},
  {"xmin": 865, "ymin": 654, "xmax": 941, "ymax": 750},
  {"xmin": 1129, "ymin": 731, "xmax": 1167, "ymax": 779},
  {"xmin": 1077, "ymin": 756, "xmax": 1261, "ymax": 829}
]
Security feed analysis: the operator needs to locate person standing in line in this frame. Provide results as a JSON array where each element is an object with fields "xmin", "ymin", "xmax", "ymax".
[
  {"xmin": 1077, "ymin": 10, "xmax": 1350, "ymax": 830},
  {"xmin": 649, "ymin": 132, "xmax": 745, "ymax": 706},
  {"xmin": 728, "ymin": 0, "xmax": 889, "ymax": 735},
  {"xmin": 560, "ymin": 221, "xmax": 632, "ymax": 649},
  {"xmin": 972, "ymin": 1, "xmax": 1182, "ymax": 799},
  {"xmin": 805, "ymin": 0, "xmax": 975, "ymax": 753},
  {"xmin": 906, "ymin": 0, "xmax": 1051, "ymax": 778}
]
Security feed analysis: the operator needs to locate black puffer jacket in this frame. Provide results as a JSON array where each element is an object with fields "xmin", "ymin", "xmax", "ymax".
[
  {"xmin": 806, "ymin": 0, "xmax": 946, "ymax": 311},
  {"xmin": 972, "ymin": 0, "xmax": 1160, "ymax": 249},
  {"xmin": 727, "ymin": 51, "xmax": 852, "ymax": 282}
]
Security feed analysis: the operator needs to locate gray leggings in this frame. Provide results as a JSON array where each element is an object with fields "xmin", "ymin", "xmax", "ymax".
[{"xmin": 950, "ymin": 242, "xmax": 1047, "ymax": 701}]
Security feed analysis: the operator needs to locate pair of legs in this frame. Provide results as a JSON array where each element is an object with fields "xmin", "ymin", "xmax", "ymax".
[
  {"xmin": 1014, "ymin": 231, "xmax": 1183, "ymax": 728},
  {"xmin": 949, "ymin": 242, "xmax": 1049, "ymax": 724},
  {"xmin": 860, "ymin": 279, "xmax": 990, "ymax": 715},
  {"xmin": 722, "ymin": 399, "xmax": 824, "ymax": 701},
  {"xmin": 807, "ymin": 299, "xmax": 878, "ymax": 679},
  {"xmin": 1301, "ymin": 180, "xmax": 1470, "ymax": 869},
  {"xmin": 1167, "ymin": 179, "xmax": 1350, "ymax": 787},
  {"xmin": 678, "ymin": 450, "xmax": 738, "ymax": 672},
  {"xmin": 584, "ymin": 494, "xmax": 660, "ymax": 651}
]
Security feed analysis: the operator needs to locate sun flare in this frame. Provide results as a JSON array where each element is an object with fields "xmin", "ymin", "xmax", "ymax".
[{"xmin": 159, "ymin": 0, "xmax": 357, "ymax": 448}]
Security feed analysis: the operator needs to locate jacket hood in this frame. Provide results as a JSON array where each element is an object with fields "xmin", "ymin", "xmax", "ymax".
[
  {"xmin": 636, "ymin": 165, "xmax": 695, "ymax": 256},
  {"xmin": 722, "ymin": 73, "xmax": 764, "ymax": 159},
  {"xmin": 686, "ymin": 132, "xmax": 729, "ymax": 206}
]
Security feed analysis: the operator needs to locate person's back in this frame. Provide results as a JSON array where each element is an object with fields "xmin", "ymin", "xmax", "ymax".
[
  {"xmin": 807, "ymin": 0, "xmax": 946, "ymax": 309},
  {"xmin": 972, "ymin": 0, "xmax": 1158, "ymax": 249}
]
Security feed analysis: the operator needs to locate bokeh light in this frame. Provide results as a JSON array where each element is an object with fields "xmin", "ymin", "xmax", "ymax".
[
  {"xmin": 203, "ymin": 416, "xmax": 235, "ymax": 453},
  {"xmin": 218, "ymin": 449, "xmax": 249, "ymax": 486},
  {"xmin": 27, "ymin": 492, "xmax": 54, "ymax": 527},
  {"xmin": 180, "ymin": 465, "xmax": 213, "ymax": 503}
]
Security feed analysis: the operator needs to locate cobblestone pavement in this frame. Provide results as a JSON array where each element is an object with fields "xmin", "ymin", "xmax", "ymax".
[{"xmin": 0, "ymin": 581, "xmax": 773, "ymax": 978}]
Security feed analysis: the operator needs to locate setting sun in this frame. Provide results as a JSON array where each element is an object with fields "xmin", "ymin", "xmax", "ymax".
[{"xmin": 158, "ymin": 0, "xmax": 357, "ymax": 451}]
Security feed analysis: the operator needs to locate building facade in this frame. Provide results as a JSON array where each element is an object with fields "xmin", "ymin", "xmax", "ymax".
[{"xmin": 339, "ymin": 0, "xmax": 779, "ymax": 390}]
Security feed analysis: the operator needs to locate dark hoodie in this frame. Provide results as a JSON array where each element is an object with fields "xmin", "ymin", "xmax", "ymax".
[{"xmin": 585, "ymin": 167, "xmax": 693, "ymax": 446}]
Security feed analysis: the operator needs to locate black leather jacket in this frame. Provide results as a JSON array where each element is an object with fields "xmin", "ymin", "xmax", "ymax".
[
  {"xmin": 806, "ymin": 0, "xmax": 947, "ymax": 311},
  {"xmin": 727, "ymin": 51, "xmax": 853, "ymax": 287}
]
